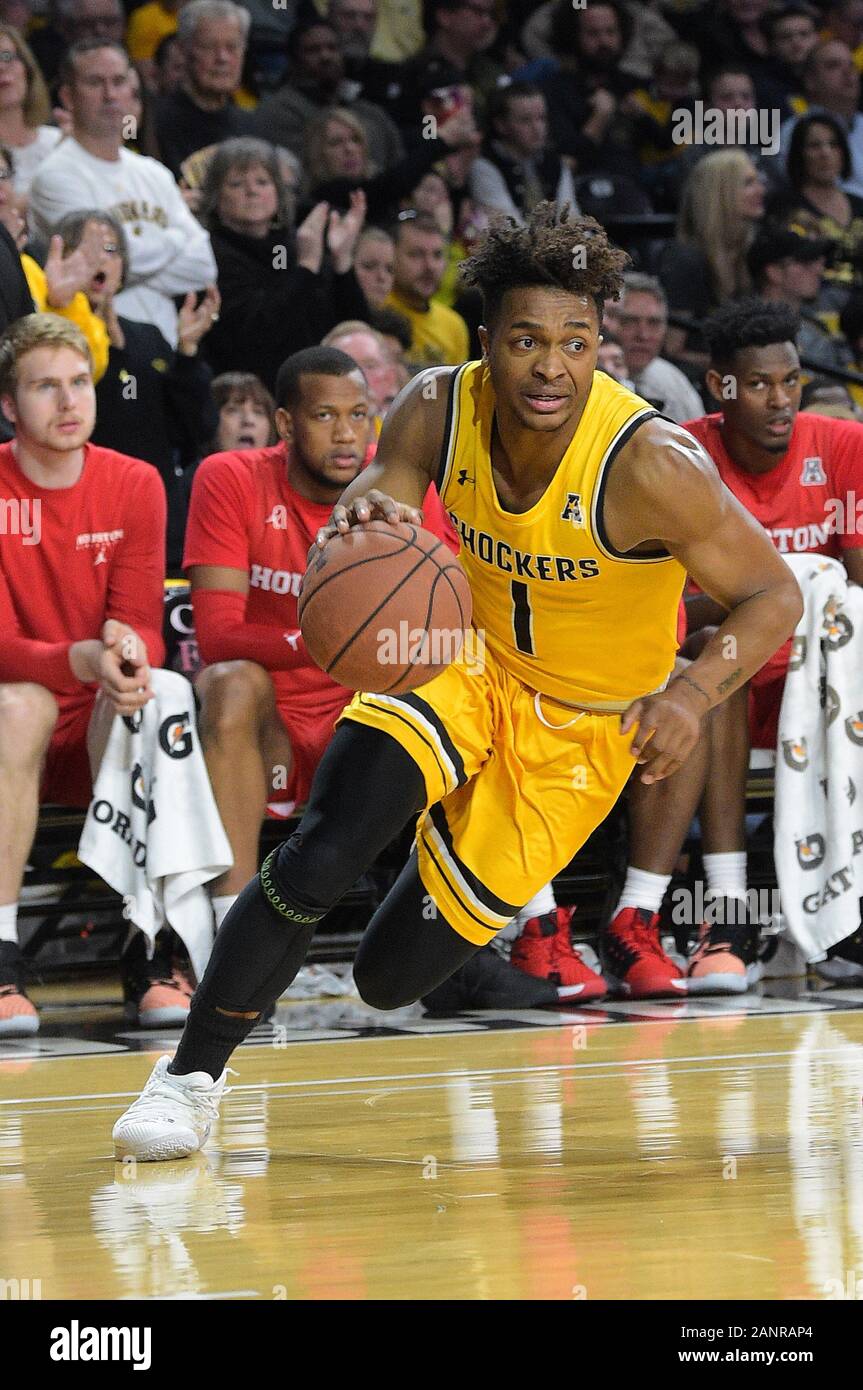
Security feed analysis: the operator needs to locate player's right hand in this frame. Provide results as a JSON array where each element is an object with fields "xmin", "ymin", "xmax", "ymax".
[
  {"xmin": 98, "ymin": 621, "xmax": 154, "ymax": 714},
  {"xmin": 315, "ymin": 491, "xmax": 424, "ymax": 547}
]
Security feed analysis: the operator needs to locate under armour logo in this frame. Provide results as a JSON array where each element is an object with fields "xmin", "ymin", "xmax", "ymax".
[
  {"xmin": 800, "ymin": 456, "xmax": 826, "ymax": 485},
  {"xmin": 457, "ymin": 469, "xmax": 475, "ymax": 487}
]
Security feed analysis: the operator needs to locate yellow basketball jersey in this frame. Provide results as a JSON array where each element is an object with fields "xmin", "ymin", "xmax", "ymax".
[{"xmin": 437, "ymin": 361, "xmax": 686, "ymax": 711}]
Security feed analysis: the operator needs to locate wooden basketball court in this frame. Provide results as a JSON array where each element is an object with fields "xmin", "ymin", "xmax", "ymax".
[{"xmin": 3, "ymin": 977, "xmax": 863, "ymax": 1301}]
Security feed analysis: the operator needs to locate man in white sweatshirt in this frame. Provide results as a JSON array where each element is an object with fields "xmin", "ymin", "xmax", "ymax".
[{"xmin": 29, "ymin": 39, "xmax": 217, "ymax": 348}]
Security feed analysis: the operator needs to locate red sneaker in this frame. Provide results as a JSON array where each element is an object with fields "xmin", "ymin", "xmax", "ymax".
[
  {"xmin": 602, "ymin": 906, "xmax": 687, "ymax": 999},
  {"xmin": 512, "ymin": 907, "xmax": 607, "ymax": 1001}
]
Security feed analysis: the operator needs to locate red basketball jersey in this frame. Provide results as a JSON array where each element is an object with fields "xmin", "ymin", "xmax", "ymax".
[
  {"xmin": 684, "ymin": 411, "xmax": 863, "ymax": 681},
  {"xmin": 684, "ymin": 412, "xmax": 863, "ymax": 559},
  {"xmin": 183, "ymin": 445, "xmax": 349, "ymax": 706},
  {"xmin": 183, "ymin": 443, "xmax": 459, "ymax": 708}
]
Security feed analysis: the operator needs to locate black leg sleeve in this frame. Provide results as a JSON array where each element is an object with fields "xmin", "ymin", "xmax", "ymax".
[
  {"xmin": 171, "ymin": 721, "xmax": 426, "ymax": 1079},
  {"xmin": 353, "ymin": 854, "xmax": 481, "ymax": 1010}
]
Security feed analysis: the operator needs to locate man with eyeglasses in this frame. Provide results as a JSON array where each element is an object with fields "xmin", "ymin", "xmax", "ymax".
[
  {"xmin": 29, "ymin": 39, "xmax": 217, "ymax": 350},
  {"xmin": 155, "ymin": 0, "xmax": 257, "ymax": 179}
]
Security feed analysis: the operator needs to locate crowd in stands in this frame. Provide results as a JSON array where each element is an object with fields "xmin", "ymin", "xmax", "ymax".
[{"xmin": 2, "ymin": 0, "xmax": 863, "ymax": 1034}]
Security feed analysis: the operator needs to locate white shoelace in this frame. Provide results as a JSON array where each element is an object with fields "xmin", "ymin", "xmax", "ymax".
[{"xmin": 128, "ymin": 1065, "xmax": 227, "ymax": 1126}]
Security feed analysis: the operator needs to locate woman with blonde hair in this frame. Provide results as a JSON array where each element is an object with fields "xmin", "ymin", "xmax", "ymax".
[
  {"xmin": 302, "ymin": 103, "xmax": 481, "ymax": 225},
  {"xmin": 659, "ymin": 149, "xmax": 765, "ymax": 370},
  {"xmin": 0, "ymin": 24, "xmax": 63, "ymax": 197}
]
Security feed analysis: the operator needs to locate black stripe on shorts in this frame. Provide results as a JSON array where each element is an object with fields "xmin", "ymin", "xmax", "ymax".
[
  {"xmin": 390, "ymin": 691, "xmax": 468, "ymax": 788},
  {"xmin": 427, "ymin": 801, "xmax": 521, "ymax": 920}
]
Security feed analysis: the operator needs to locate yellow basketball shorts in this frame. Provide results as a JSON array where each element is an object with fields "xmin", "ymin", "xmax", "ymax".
[{"xmin": 338, "ymin": 642, "xmax": 638, "ymax": 946}]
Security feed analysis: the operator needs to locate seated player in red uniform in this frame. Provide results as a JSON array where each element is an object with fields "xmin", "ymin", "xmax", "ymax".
[
  {"xmin": 188, "ymin": 345, "xmax": 459, "ymax": 931},
  {"xmin": 0, "ymin": 315, "xmax": 167, "ymax": 1037},
  {"xmin": 602, "ymin": 298, "xmax": 863, "ymax": 995},
  {"xmin": 185, "ymin": 348, "xmax": 371, "ymax": 929}
]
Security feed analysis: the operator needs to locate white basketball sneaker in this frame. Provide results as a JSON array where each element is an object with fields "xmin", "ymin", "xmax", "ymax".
[{"xmin": 113, "ymin": 1055, "xmax": 228, "ymax": 1162}]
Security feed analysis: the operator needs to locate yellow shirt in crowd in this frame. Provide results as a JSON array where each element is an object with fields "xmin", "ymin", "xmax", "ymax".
[
  {"xmin": 386, "ymin": 288, "xmax": 470, "ymax": 368},
  {"xmin": 126, "ymin": 1, "xmax": 178, "ymax": 61},
  {"xmin": 22, "ymin": 256, "xmax": 110, "ymax": 384}
]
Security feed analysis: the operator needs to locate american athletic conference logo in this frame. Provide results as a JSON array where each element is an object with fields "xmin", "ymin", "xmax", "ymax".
[
  {"xmin": 800, "ymin": 456, "xmax": 827, "ymax": 485},
  {"xmin": 782, "ymin": 737, "xmax": 808, "ymax": 770},
  {"xmin": 796, "ymin": 833, "xmax": 826, "ymax": 869}
]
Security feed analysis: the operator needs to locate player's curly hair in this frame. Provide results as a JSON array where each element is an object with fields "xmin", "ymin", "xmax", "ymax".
[
  {"xmin": 459, "ymin": 203, "xmax": 630, "ymax": 327},
  {"xmin": 703, "ymin": 298, "xmax": 801, "ymax": 368}
]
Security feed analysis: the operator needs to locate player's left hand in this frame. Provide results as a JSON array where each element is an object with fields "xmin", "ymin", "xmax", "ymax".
[{"xmin": 620, "ymin": 683, "xmax": 706, "ymax": 784}]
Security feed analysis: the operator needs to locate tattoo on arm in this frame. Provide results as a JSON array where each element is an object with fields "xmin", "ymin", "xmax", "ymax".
[
  {"xmin": 716, "ymin": 667, "xmax": 744, "ymax": 696},
  {"xmin": 675, "ymin": 673, "xmax": 712, "ymax": 706}
]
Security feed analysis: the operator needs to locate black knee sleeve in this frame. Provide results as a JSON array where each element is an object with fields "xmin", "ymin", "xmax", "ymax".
[
  {"xmin": 353, "ymin": 859, "xmax": 479, "ymax": 1010},
  {"xmin": 172, "ymin": 721, "xmax": 428, "ymax": 1080},
  {"xmin": 266, "ymin": 720, "xmax": 427, "ymax": 916},
  {"xmin": 196, "ymin": 875, "xmax": 318, "ymax": 1013}
]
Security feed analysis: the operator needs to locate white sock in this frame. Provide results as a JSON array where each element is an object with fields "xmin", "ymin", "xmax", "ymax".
[
  {"xmin": 703, "ymin": 852, "xmax": 747, "ymax": 903},
  {"xmin": 515, "ymin": 882, "xmax": 557, "ymax": 928},
  {"xmin": 615, "ymin": 867, "xmax": 671, "ymax": 916},
  {"xmin": 0, "ymin": 903, "xmax": 18, "ymax": 945},
  {"xmin": 211, "ymin": 894, "xmax": 239, "ymax": 930}
]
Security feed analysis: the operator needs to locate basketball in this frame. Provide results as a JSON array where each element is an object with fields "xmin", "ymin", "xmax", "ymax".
[{"xmin": 298, "ymin": 520, "xmax": 472, "ymax": 694}]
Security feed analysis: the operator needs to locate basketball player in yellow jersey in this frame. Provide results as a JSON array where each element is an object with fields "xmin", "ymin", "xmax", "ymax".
[{"xmin": 113, "ymin": 206, "xmax": 803, "ymax": 1162}]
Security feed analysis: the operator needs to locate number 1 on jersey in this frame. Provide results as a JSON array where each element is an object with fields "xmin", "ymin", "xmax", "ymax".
[{"xmin": 511, "ymin": 580, "xmax": 535, "ymax": 655}]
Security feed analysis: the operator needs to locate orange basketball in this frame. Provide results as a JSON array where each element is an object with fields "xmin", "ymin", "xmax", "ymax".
[{"xmin": 298, "ymin": 521, "xmax": 472, "ymax": 694}]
